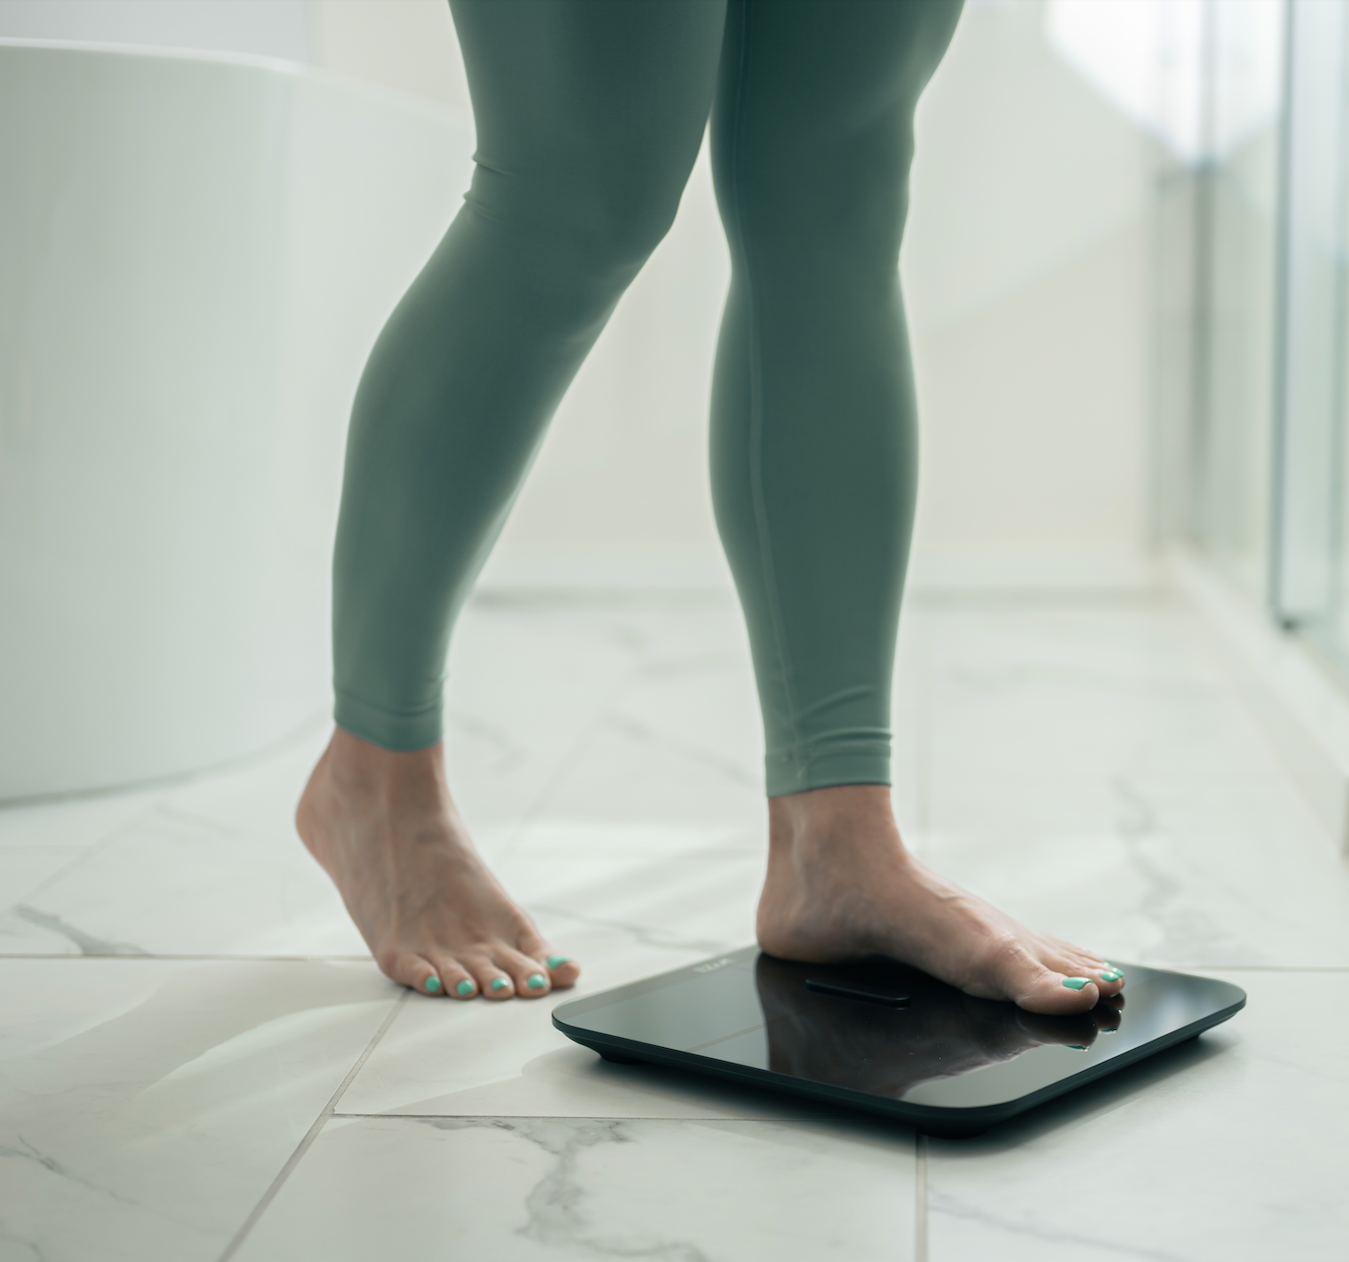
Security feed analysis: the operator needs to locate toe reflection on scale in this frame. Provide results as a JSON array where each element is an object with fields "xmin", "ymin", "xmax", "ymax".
[{"xmin": 552, "ymin": 949, "xmax": 1244, "ymax": 1137}]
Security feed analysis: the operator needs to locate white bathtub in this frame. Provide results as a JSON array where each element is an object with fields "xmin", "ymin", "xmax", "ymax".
[{"xmin": 0, "ymin": 40, "xmax": 473, "ymax": 798}]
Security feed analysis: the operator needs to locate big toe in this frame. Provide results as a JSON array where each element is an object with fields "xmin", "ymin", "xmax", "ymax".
[{"xmin": 544, "ymin": 953, "xmax": 581, "ymax": 989}]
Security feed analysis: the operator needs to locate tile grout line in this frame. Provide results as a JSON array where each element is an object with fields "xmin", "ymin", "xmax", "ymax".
[
  {"xmin": 0, "ymin": 953, "xmax": 380, "ymax": 962},
  {"xmin": 328, "ymin": 1112, "xmax": 853, "ymax": 1121},
  {"xmin": 915, "ymin": 1131, "xmax": 928, "ymax": 1262},
  {"xmin": 216, "ymin": 989, "xmax": 409, "ymax": 1262},
  {"xmin": 6, "ymin": 955, "xmax": 1349, "ymax": 972}
]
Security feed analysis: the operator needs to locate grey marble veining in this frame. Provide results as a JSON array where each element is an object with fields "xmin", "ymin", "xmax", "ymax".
[
  {"xmin": 926, "ymin": 971, "xmax": 1349, "ymax": 1262},
  {"xmin": 0, "ymin": 959, "xmax": 396, "ymax": 1262},
  {"xmin": 0, "ymin": 595, "xmax": 1345, "ymax": 1261},
  {"xmin": 232, "ymin": 1113, "xmax": 917, "ymax": 1262}
]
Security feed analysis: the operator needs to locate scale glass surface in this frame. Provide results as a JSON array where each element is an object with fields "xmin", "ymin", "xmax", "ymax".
[{"xmin": 552, "ymin": 947, "xmax": 1245, "ymax": 1137}]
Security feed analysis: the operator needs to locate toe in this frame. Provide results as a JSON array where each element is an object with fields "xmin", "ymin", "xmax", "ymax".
[
  {"xmin": 1094, "ymin": 964, "xmax": 1125, "ymax": 995},
  {"xmin": 518, "ymin": 930, "xmax": 580, "ymax": 990},
  {"xmin": 466, "ymin": 956, "xmax": 515, "ymax": 1000},
  {"xmin": 545, "ymin": 954, "xmax": 581, "ymax": 989},
  {"xmin": 385, "ymin": 951, "xmax": 443, "ymax": 997},
  {"xmin": 1071, "ymin": 954, "xmax": 1124, "ymax": 994},
  {"xmin": 499, "ymin": 948, "xmax": 551, "ymax": 998},
  {"xmin": 432, "ymin": 956, "xmax": 479, "ymax": 1000}
]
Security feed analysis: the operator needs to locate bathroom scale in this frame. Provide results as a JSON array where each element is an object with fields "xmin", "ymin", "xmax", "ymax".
[{"xmin": 552, "ymin": 947, "xmax": 1245, "ymax": 1137}]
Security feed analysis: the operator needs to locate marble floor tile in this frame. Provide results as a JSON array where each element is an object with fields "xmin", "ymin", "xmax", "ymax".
[
  {"xmin": 0, "ymin": 850, "xmax": 84, "ymax": 916},
  {"xmin": 0, "ymin": 789, "xmax": 158, "ymax": 850},
  {"xmin": 506, "ymin": 715, "xmax": 765, "ymax": 853},
  {"xmin": 494, "ymin": 850, "xmax": 764, "ymax": 956},
  {"xmin": 232, "ymin": 1113, "xmax": 917, "ymax": 1262},
  {"xmin": 915, "ymin": 602, "xmax": 1349, "ymax": 968},
  {"xmin": 0, "ymin": 805, "xmax": 366, "ymax": 958},
  {"xmin": 3, "ymin": 593, "xmax": 1344, "ymax": 1261},
  {"xmin": 920, "ymin": 602, "xmax": 1286, "ymax": 782},
  {"xmin": 925, "ymin": 970, "xmax": 1349, "ymax": 1262},
  {"xmin": 0, "ymin": 958, "xmax": 397, "ymax": 1262},
  {"xmin": 440, "ymin": 605, "xmax": 650, "ymax": 835},
  {"xmin": 337, "ymin": 922, "xmax": 797, "ymax": 1120}
]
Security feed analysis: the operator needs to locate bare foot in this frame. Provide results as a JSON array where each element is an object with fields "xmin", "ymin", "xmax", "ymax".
[
  {"xmin": 756, "ymin": 785, "xmax": 1124, "ymax": 1015},
  {"xmin": 296, "ymin": 727, "xmax": 580, "ymax": 1000}
]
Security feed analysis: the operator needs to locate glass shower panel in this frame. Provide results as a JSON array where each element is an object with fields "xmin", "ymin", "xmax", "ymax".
[
  {"xmin": 1272, "ymin": 0, "xmax": 1349, "ymax": 628},
  {"xmin": 1191, "ymin": 0, "xmax": 1285, "ymax": 600}
]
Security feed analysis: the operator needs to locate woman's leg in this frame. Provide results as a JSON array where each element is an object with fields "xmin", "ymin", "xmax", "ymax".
[
  {"xmin": 710, "ymin": 0, "xmax": 1124, "ymax": 1013},
  {"xmin": 300, "ymin": 0, "xmax": 728, "ymax": 998}
]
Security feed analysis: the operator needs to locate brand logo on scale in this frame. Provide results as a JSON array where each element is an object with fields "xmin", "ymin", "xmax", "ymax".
[{"xmin": 693, "ymin": 957, "xmax": 734, "ymax": 974}]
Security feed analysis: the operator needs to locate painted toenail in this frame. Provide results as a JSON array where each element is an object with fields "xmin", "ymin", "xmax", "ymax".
[
  {"xmin": 527, "ymin": 973, "xmax": 547, "ymax": 989},
  {"xmin": 1101, "ymin": 970, "xmax": 1123, "ymax": 982},
  {"xmin": 490, "ymin": 977, "xmax": 510, "ymax": 992},
  {"xmin": 424, "ymin": 976, "xmax": 441, "ymax": 994},
  {"xmin": 546, "ymin": 955, "xmax": 570, "ymax": 969},
  {"xmin": 1067, "ymin": 1044, "xmax": 1088, "ymax": 1050},
  {"xmin": 1061, "ymin": 977, "xmax": 1090, "ymax": 990},
  {"xmin": 456, "ymin": 979, "xmax": 476, "ymax": 997}
]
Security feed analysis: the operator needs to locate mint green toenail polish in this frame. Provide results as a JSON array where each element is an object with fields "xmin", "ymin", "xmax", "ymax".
[
  {"xmin": 527, "ymin": 973, "xmax": 547, "ymax": 989},
  {"xmin": 490, "ymin": 977, "xmax": 509, "ymax": 992},
  {"xmin": 456, "ymin": 979, "xmax": 475, "ymax": 997},
  {"xmin": 1101, "ymin": 970, "xmax": 1123, "ymax": 982},
  {"xmin": 546, "ymin": 955, "xmax": 570, "ymax": 969},
  {"xmin": 1062, "ymin": 977, "xmax": 1090, "ymax": 990},
  {"xmin": 1067, "ymin": 1044, "xmax": 1087, "ymax": 1050},
  {"xmin": 425, "ymin": 976, "xmax": 441, "ymax": 994}
]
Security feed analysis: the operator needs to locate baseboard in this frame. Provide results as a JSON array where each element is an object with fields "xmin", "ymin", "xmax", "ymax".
[{"xmin": 1167, "ymin": 544, "xmax": 1349, "ymax": 855}]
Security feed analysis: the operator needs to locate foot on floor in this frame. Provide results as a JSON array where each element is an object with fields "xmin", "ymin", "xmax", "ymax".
[{"xmin": 297, "ymin": 727, "xmax": 580, "ymax": 1000}]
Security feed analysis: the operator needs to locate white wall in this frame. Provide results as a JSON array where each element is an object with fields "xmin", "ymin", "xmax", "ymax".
[{"xmin": 0, "ymin": 0, "xmax": 1168, "ymax": 593}]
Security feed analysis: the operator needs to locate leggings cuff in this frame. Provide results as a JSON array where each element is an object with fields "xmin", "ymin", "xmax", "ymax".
[
  {"xmin": 333, "ymin": 689, "xmax": 443, "ymax": 752},
  {"xmin": 764, "ymin": 737, "xmax": 891, "ymax": 797}
]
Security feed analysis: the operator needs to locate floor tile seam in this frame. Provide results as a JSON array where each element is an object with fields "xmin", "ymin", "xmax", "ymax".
[
  {"xmin": 4, "ymin": 956, "xmax": 1348, "ymax": 973},
  {"xmin": 5, "ymin": 954, "xmax": 1343, "ymax": 976},
  {"xmin": 327, "ymin": 1111, "xmax": 831, "ymax": 1122},
  {"xmin": 216, "ymin": 989, "xmax": 408, "ymax": 1262},
  {"xmin": 0, "ymin": 953, "xmax": 378, "ymax": 962},
  {"xmin": 915, "ymin": 1132, "xmax": 928, "ymax": 1262}
]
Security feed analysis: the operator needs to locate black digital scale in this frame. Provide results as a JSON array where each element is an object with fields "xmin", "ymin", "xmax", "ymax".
[{"xmin": 552, "ymin": 947, "xmax": 1245, "ymax": 1137}]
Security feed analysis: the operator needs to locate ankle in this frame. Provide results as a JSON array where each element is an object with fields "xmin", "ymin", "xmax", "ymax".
[
  {"xmin": 767, "ymin": 783, "xmax": 901, "ymax": 854},
  {"xmin": 320, "ymin": 727, "xmax": 450, "ymax": 807}
]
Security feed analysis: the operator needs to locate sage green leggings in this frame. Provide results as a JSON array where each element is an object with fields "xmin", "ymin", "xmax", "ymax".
[{"xmin": 332, "ymin": 0, "xmax": 963, "ymax": 796}]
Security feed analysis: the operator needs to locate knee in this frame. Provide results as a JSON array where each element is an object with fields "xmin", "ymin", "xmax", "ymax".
[
  {"xmin": 569, "ymin": 178, "xmax": 681, "ymax": 276},
  {"xmin": 468, "ymin": 154, "xmax": 684, "ymax": 280}
]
